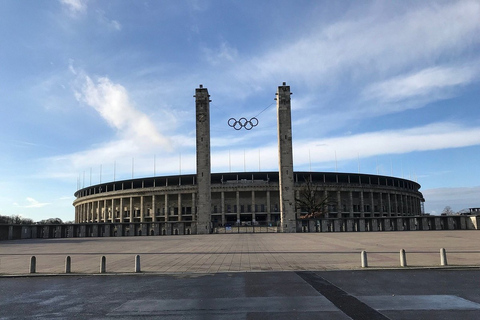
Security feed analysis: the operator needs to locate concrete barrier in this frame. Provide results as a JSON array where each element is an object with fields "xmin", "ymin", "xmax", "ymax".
[
  {"xmin": 65, "ymin": 256, "xmax": 71, "ymax": 273},
  {"xmin": 30, "ymin": 256, "xmax": 36, "ymax": 273},
  {"xmin": 400, "ymin": 249, "xmax": 407, "ymax": 267},
  {"xmin": 100, "ymin": 256, "xmax": 106, "ymax": 273},
  {"xmin": 361, "ymin": 251, "xmax": 368, "ymax": 268},
  {"xmin": 440, "ymin": 248, "xmax": 448, "ymax": 266},
  {"xmin": 135, "ymin": 255, "xmax": 141, "ymax": 273}
]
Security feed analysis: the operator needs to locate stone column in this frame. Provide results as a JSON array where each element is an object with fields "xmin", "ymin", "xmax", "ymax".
[
  {"xmin": 394, "ymin": 194, "xmax": 399, "ymax": 215},
  {"xmin": 195, "ymin": 85, "xmax": 211, "ymax": 234},
  {"xmin": 191, "ymin": 192, "xmax": 196, "ymax": 222},
  {"xmin": 337, "ymin": 191, "xmax": 342, "ymax": 218},
  {"xmin": 236, "ymin": 191, "xmax": 240, "ymax": 223},
  {"xmin": 412, "ymin": 197, "xmax": 418, "ymax": 215},
  {"xmin": 349, "ymin": 191, "xmax": 354, "ymax": 217},
  {"xmin": 140, "ymin": 196, "xmax": 145, "ymax": 222},
  {"xmin": 266, "ymin": 190, "xmax": 271, "ymax": 222},
  {"xmin": 400, "ymin": 194, "xmax": 405, "ymax": 215},
  {"xmin": 152, "ymin": 195, "xmax": 156, "ymax": 222},
  {"xmin": 95, "ymin": 201, "xmax": 99, "ymax": 222},
  {"xmin": 408, "ymin": 196, "xmax": 413, "ymax": 215},
  {"xmin": 91, "ymin": 202, "xmax": 95, "ymax": 222},
  {"xmin": 379, "ymin": 192, "xmax": 384, "ymax": 215},
  {"xmin": 324, "ymin": 190, "xmax": 329, "ymax": 217},
  {"xmin": 129, "ymin": 197, "xmax": 134, "ymax": 222},
  {"xmin": 360, "ymin": 191, "xmax": 365, "ymax": 217},
  {"xmin": 252, "ymin": 190, "xmax": 256, "ymax": 223},
  {"xmin": 101, "ymin": 200, "xmax": 105, "ymax": 222},
  {"xmin": 178, "ymin": 193, "xmax": 182, "ymax": 221},
  {"xmin": 164, "ymin": 194, "xmax": 169, "ymax": 221},
  {"xmin": 111, "ymin": 199, "xmax": 115, "ymax": 222},
  {"xmin": 119, "ymin": 198, "xmax": 124, "ymax": 223},
  {"xmin": 370, "ymin": 192, "xmax": 374, "ymax": 215},
  {"xmin": 104, "ymin": 199, "xmax": 108, "ymax": 222},
  {"xmin": 221, "ymin": 191, "xmax": 225, "ymax": 225},
  {"xmin": 276, "ymin": 82, "xmax": 296, "ymax": 233},
  {"xmin": 387, "ymin": 193, "xmax": 392, "ymax": 216}
]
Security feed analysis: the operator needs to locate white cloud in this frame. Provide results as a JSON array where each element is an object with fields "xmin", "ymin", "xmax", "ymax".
[
  {"xmin": 60, "ymin": 0, "xmax": 87, "ymax": 15},
  {"xmin": 363, "ymin": 64, "xmax": 479, "ymax": 103},
  {"xmin": 203, "ymin": 42, "xmax": 238, "ymax": 66},
  {"xmin": 38, "ymin": 72, "xmax": 175, "ymax": 181},
  {"xmin": 229, "ymin": 1, "xmax": 480, "ymax": 88},
  {"xmin": 77, "ymin": 74, "xmax": 171, "ymax": 150},
  {"xmin": 293, "ymin": 122, "xmax": 480, "ymax": 167},
  {"xmin": 96, "ymin": 10, "xmax": 122, "ymax": 31},
  {"xmin": 15, "ymin": 197, "xmax": 50, "ymax": 209},
  {"xmin": 109, "ymin": 20, "xmax": 122, "ymax": 31}
]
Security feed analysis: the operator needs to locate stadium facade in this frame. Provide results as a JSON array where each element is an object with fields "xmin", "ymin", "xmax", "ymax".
[{"xmin": 73, "ymin": 171, "xmax": 424, "ymax": 232}]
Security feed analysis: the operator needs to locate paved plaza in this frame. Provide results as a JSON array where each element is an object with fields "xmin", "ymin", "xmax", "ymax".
[
  {"xmin": 1, "ymin": 231, "xmax": 480, "ymax": 319},
  {"xmin": 1, "ymin": 230, "xmax": 479, "ymax": 275}
]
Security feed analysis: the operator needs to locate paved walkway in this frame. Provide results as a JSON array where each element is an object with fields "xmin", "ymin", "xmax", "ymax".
[
  {"xmin": 1, "ymin": 270, "xmax": 480, "ymax": 319},
  {"xmin": 1, "ymin": 230, "xmax": 479, "ymax": 275}
]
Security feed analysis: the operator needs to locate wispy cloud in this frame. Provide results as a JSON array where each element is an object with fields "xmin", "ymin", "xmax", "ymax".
[
  {"xmin": 224, "ymin": 1, "xmax": 480, "ymax": 92},
  {"xmin": 15, "ymin": 197, "xmax": 50, "ymax": 209},
  {"xmin": 203, "ymin": 42, "xmax": 238, "ymax": 66},
  {"xmin": 60, "ymin": 0, "xmax": 87, "ymax": 16},
  {"xmin": 76, "ymin": 73, "xmax": 172, "ymax": 150},
  {"xmin": 293, "ymin": 122, "xmax": 480, "ymax": 166},
  {"xmin": 363, "ymin": 63, "xmax": 479, "ymax": 104},
  {"xmin": 96, "ymin": 10, "xmax": 122, "ymax": 31},
  {"xmin": 38, "ymin": 70, "xmax": 176, "ymax": 179}
]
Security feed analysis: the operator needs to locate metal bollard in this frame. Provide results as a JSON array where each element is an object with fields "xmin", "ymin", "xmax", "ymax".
[
  {"xmin": 400, "ymin": 249, "xmax": 407, "ymax": 267},
  {"xmin": 65, "ymin": 256, "xmax": 71, "ymax": 273},
  {"xmin": 30, "ymin": 256, "xmax": 36, "ymax": 273},
  {"xmin": 361, "ymin": 251, "xmax": 368, "ymax": 268},
  {"xmin": 135, "ymin": 255, "xmax": 141, "ymax": 273},
  {"xmin": 100, "ymin": 256, "xmax": 106, "ymax": 273},
  {"xmin": 440, "ymin": 248, "xmax": 448, "ymax": 266}
]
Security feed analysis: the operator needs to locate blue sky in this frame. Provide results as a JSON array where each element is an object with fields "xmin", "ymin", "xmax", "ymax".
[{"xmin": 1, "ymin": 0, "xmax": 479, "ymax": 221}]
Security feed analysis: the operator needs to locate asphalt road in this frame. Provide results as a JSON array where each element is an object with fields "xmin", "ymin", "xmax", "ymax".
[{"xmin": 1, "ymin": 269, "xmax": 479, "ymax": 319}]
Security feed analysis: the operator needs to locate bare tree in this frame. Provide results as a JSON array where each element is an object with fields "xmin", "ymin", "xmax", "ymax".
[
  {"xmin": 295, "ymin": 177, "xmax": 332, "ymax": 219},
  {"xmin": 0, "ymin": 214, "xmax": 34, "ymax": 224},
  {"xmin": 37, "ymin": 218, "xmax": 64, "ymax": 224},
  {"xmin": 441, "ymin": 206, "xmax": 455, "ymax": 215}
]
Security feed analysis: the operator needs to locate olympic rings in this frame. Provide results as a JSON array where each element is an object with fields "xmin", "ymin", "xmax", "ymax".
[{"xmin": 228, "ymin": 117, "xmax": 259, "ymax": 130}]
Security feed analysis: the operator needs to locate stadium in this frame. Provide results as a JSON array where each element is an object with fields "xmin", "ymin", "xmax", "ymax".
[
  {"xmin": 72, "ymin": 170, "xmax": 424, "ymax": 234},
  {"xmin": 72, "ymin": 83, "xmax": 425, "ymax": 235}
]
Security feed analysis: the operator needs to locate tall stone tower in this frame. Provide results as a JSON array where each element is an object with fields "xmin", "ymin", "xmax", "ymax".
[
  {"xmin": 195, "ymin": 85, "xmax": 212, "ymax": 234},
  {"xmin": 276, "ymin": 82, "xmax": 296, "ymax": 233}
]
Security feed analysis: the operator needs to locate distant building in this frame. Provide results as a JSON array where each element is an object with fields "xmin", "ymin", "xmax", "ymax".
[{"xmin": 469, "ymin": 208, "xmax": 480, "ymax": 215}]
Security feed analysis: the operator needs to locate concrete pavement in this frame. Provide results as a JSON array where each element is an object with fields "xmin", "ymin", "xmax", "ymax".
[
  {"xmin": 0, "ymin": 270, "xmax": 479, "ymax": 319},
  {"xmin": 0, "ymin": 231, "xmax": 479, "ymax": 275},
  {"xmin": 1, "ymin": 231, "xmax": 480, "ymax": 319}
]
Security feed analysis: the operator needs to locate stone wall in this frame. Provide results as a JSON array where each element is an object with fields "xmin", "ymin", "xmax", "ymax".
[
  {"xmin": 1, "ymin": 216, "xmax": 478, "ymax": 240},
  {"xmin": 297, "ymin": 216, "xmax": 480, "ymax": 232}
]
